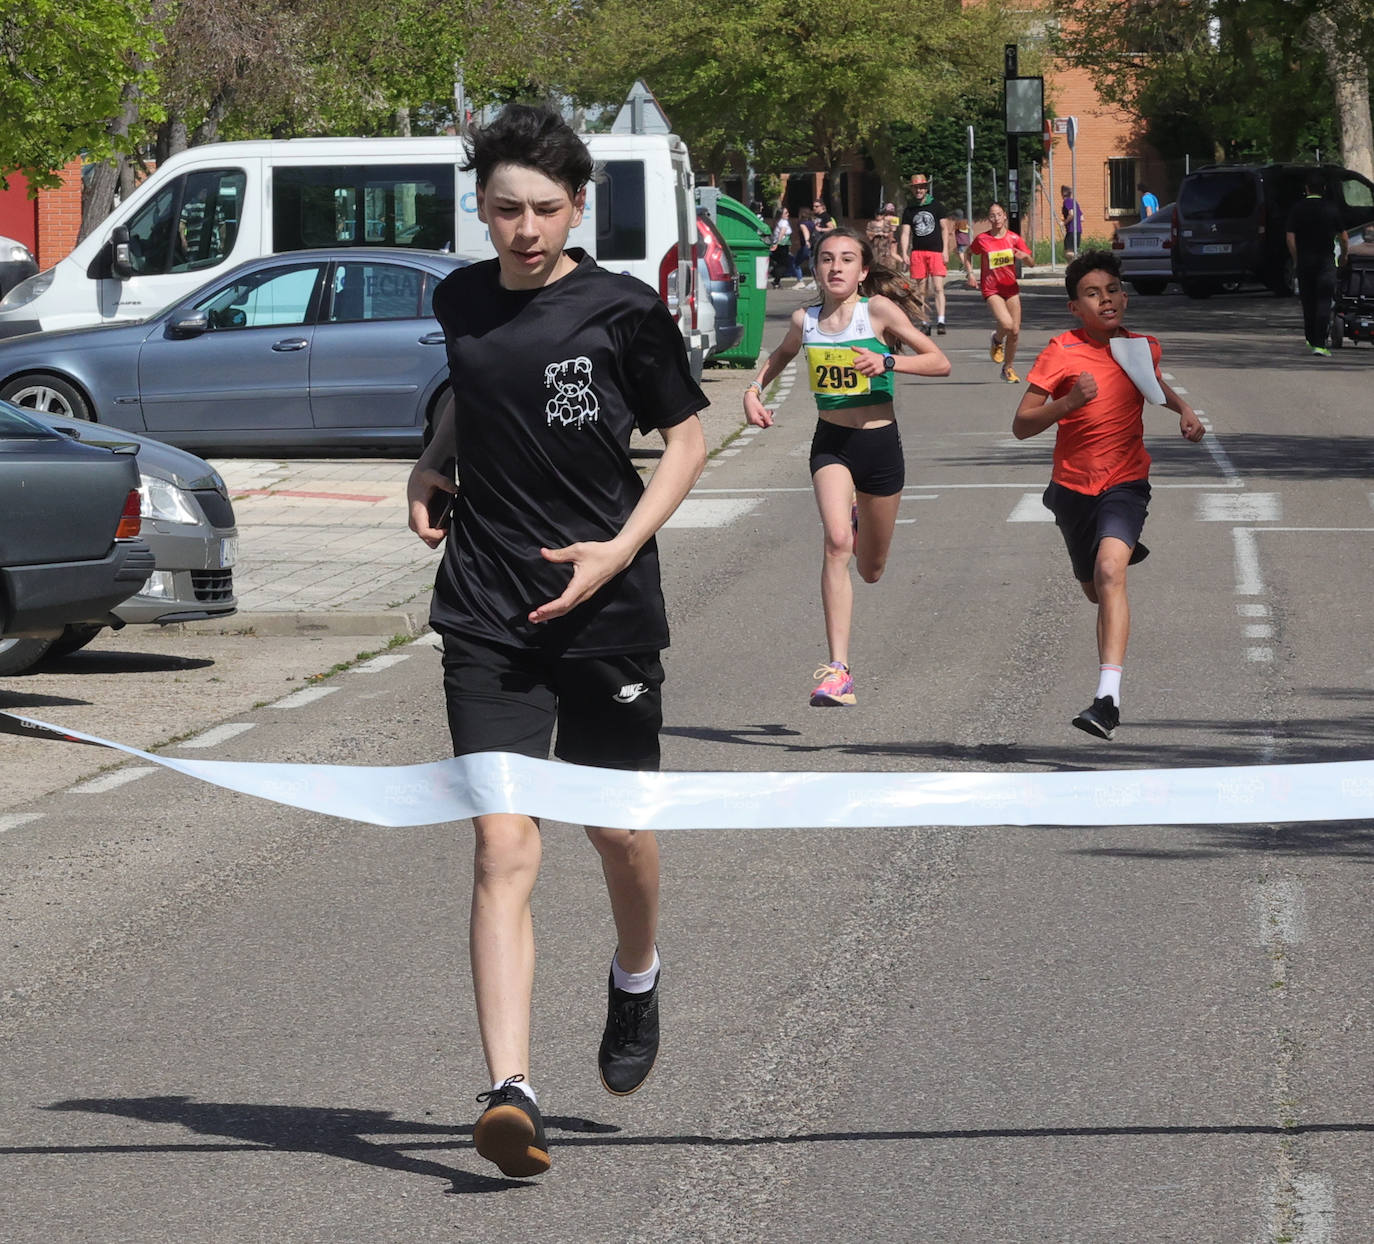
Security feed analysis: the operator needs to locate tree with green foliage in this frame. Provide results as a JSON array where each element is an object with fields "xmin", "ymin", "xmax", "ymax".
[
  {"xmin": 561, "ymin": 0, "xmax": 1027, "ymax": 198},
  {"xmin": 0, "ymin": 0, "xmax": 162, "ymax": 190},
  {"xmin": 1051, "ymin": 0, "xmax": 1372, "ymax": 176}
]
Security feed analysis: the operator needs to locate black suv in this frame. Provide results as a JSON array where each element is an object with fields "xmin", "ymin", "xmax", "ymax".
[{"xmin": 1171, "ymin": 163, "xmax": 1374, "ymax": 298}]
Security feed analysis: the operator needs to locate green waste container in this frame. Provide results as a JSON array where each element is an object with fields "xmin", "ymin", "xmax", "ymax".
[{"xmin": 710, "ymin": 193, "xmax": 770, "ymax": 367}]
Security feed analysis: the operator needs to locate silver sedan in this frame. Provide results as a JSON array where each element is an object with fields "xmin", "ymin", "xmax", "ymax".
[{"xmin": 0, "ymin": 248, "xmax": 468, "ymax": 454}]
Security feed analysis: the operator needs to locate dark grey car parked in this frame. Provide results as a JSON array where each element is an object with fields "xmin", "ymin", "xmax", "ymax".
[
  {"xmin": 0, "ymin": 248, "xmax": 468, "ymax": 455},
  {"xmin": 0, "ymin": 404, "xmax": 155, "ymax": 675}
]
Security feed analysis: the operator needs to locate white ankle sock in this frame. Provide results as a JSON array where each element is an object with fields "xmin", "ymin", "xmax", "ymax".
[
  {"xmin": 612, "ymin": 949, "xmax": 660, "ymax": 994},
  {"xmin": 1095, "ymin": 664, "xmax": 1122, "ymax": 704},
  {"xmin": 494, "ymin": 1076, "xmax": 536, "ymax": 1104}
]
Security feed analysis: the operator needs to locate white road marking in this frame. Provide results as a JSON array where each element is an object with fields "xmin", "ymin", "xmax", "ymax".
[
  {"xmin": 1244, "ymin": 624, "xmax": 1274, "ymax": 639},
  {"xmin": 1290, "ymin": 1173, "xmax": 1336, "ymax": 1243},
  {"xmin": 1199, "ymin": 493, "xmax": 1281, "ymax": 522},
  {"xmin": 1234, "ymin": 529, "xmax": 1265, "ymax": 596},
  {"xmin": 410, "ymin": 631, "xmax": 442, "ymax": 649},
  {"xmin": 69, "ymin": 767, "xmax": 157, "ymax": 794},
  {"xmin": 1247, "ymin": 647, "xmax": 1275, "ymax": 663},
  {"xmin": 1197, "ymin": 416, "xmax": 1242, "ymax": 484},
  {"xmin": 0, "ymin": 813, "xmax": 42, "ymax": 833},
  {"xmin": 663, "ymin": 498, "xmax": 761, "ymax": 528},
  {"xmin": 352, "ymin": 653, "xmax": 409, "ymax": 674},
  {"xmin": 716, "ymin": 447, "xmax": 742, "ymax": 457},
  {"xmin": 272, "ymin": 685, "xmax": 340, "ymax": 709},
  {"xmin": 178, "ymin": 723, "xmax": 256, "ymax": 749},
  {"xmin": 1238, "ymin": 603, "xmax": 1270, "ymax": 617},
  {"xmin": 1008, "ymin": 492, "xmax": 1053, "ymax": 522}
]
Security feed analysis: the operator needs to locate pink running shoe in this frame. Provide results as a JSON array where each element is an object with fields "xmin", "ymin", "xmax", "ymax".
[{"xmin": 810, "ymin": 662, "xmax": 856, "ymax": 707}]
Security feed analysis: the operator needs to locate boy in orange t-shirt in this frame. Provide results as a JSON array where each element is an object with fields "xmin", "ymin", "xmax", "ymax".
[{"xmin": 1013, "ymin": 250, "xmax": 1206, "ymax": 740}]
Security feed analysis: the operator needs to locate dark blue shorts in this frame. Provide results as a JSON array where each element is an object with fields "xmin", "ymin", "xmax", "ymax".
[
  {"xmin": 809, "ymin": 418, "xmax": 905, "ymax": 497},
  {"xmin": 441, "ymin": 631, "xmax": 663, "ymax": 771},
  {"xmin": 1042, "ymin": 479, "xmax": 1151, "ymax": 583}
]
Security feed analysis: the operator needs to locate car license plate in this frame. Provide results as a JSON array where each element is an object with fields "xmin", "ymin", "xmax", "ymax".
[
  {"xmin": 219, "ymin": 535, "xmax": 238, "ymax": 568},
  {"xmin": 1202, "ymin": 243, "xmax": 1232, "ymax": 254},
  {"xmin": 1128, "ymin": 237, "xmax": 1155, "ymax": 248}
]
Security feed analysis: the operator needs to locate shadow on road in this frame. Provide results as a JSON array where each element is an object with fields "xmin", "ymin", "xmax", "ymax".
[{"xmin": 35, "ymin": 1095, "xmax": 618, "ymax": 1194}]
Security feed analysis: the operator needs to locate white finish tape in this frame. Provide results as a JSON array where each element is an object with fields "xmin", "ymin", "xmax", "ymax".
[{"xmin": 3, "ymin": 711, "xmax": 1372, "ymax": 831}]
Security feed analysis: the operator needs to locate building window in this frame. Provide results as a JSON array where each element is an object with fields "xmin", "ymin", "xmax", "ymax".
[{"xmin": 1106, "ymin": 158, "xmax": 1138, "ymax": 218}]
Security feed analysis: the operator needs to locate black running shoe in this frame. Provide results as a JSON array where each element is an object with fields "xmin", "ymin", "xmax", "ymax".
[
  {"xmin": 936, "ymin": 322, "xmax": 947, "ymax": 335},
  {"xmin": 1072, "ymin": 695, "xmax": 1120, "ymax": 740},
  {"xmin": 473, "ymin": 1076, "xmax": 550, "ymax": 1177},
  {"xmin": 1128, "ymin": 541, "xmax": 1150, "ymax": 566},
  {"xmin": 598, "ymin": 966, "xmax": 660, "ymax": 1095}
]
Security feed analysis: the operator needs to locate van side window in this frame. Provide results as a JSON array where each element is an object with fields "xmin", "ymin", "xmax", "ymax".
[
  {"xmin": 327, "ymin": 261, "xmax": 424, "ymax": 322},
  {"xmin": 597, "ymin": 160, "xmax": 647, "ymax": 260},
  {"xmin": 196, "ymin": 264, "xmax": 324, "ymax": 330},
  {"xmin": 126, "ymin": 169, "xmax": 246, "ymax": 276},
  {"xmin": 273, "ymin": 165, "xmax": 455, "ymax": 252},
  {"xmin": 1338, "ymin": 174, "xmax": 1374, "ymax": 226}
]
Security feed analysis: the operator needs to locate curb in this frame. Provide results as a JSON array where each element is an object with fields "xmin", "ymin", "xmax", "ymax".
[{"xmin": 177, "ymin": 609, "xmax": 431, "ymax": 639}]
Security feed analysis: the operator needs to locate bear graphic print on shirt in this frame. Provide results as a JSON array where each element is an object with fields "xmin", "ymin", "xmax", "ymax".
[{"xmin": 544, "ymin": 356, "xmax": 599, "ymax": 429}]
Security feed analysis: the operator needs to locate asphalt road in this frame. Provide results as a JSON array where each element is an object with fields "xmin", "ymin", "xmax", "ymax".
[{"xmin": 2, "ymin": 281, "xmax": 1373, "ymax": 1243}]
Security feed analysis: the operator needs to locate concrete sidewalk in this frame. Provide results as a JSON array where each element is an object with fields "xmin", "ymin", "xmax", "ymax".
[{"xmin": 197, "ymin": 363, "xmax": 758, "ymax": 639}]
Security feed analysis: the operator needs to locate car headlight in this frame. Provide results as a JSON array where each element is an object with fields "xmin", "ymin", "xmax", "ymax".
[
  {"xmin": 140, "ymin": 475, "xmax": 202, "ymax": 525},
  {"xmin": 2, "ymin": 242, "xmax": 31, "ymax": 264},
  {"xmin": 0, "ymin": 267, "xmax": 54, "ymax": 311}
]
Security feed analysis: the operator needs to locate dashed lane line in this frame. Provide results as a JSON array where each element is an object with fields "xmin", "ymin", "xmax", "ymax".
[
  {"xmin": 177, "ymin": 723, "xmax": 257, "ymax": 750},
  {"xmin": 68, "ymin": 768, "xmax": 157, "ymax": 794},
  {"xmin": 271, "ymin": 686, "xmax": 340, "ymax": 709},
  {"xmin": 0, "ymin": 813, "xmax": 42, "ymax": 833}
]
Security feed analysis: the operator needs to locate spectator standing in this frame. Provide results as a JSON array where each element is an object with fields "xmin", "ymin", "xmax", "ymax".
[
  {"xmin": 954, "ymin": 217, "xmax": 973, "ymax": 282},
  {"xmin": 866, "ymin": 203, "xmax": 898, "ymax": 269},
  {"xmin": 811, "ymin": 198, "xmax": 839, "ymax": 249},
  {"xmin": 795, "ymin": 207, "xmax": 816, "ymax": 290},
  {"xmin": 1061, "ymin": 185, "xmax": 1083, "ymax": 255},
  {"xmin": 769, "ymin": 207, "xmax": 797, "ymax": 287},
  {"xmin": 1138, "ymin": 183, "xmax": 1160, "ymax": 219},
  {"xmin": 1285, "ymin": 172, "xmax": 1349, "ymax": 356},
  {"xmin": 898, "ymin": 173, "xmax": 953, "ymax": 334}
]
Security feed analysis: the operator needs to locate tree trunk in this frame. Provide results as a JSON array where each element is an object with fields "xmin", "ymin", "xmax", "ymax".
[
  {"xmin": 79, "ymin": 81, "xmax": 142, "ymax": 241},
  {"xmin": 191, "ymin": 94, "xmax": 231, "ymax": 148},
  {"xmin": 1311, "ymin": 4, "xmax": 1374, "ymax": 178},
  {"xmin": 395, "ymin": 106, "xmax": 412, "ymax": 137}
]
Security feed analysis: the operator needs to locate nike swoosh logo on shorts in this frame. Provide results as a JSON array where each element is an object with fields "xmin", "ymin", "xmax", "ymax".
[{"xmin": 614, "ymin": 683, "xmax": 648, "ymax": 703}]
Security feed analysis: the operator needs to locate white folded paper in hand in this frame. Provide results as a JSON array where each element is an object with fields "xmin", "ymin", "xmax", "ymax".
[{"xmin": 1109, "ymin": 335, "xmax": 1166, "ymax": 406}]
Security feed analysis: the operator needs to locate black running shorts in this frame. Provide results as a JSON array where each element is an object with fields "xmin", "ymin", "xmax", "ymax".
[
  {"xmin": 809, "ymin": 418, "xmax": 905, "ymax": 497},
  {"xmin": 1042, "ymin": 478, "xmax": 1151, "ymax": 583},
  {"xmin": 440, "ymin": 631, "xmax": 663, "ymax": 771}
]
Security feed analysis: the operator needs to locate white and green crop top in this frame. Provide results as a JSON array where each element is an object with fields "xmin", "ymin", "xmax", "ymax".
[{"xmin": 802, "ymin": 298, "xmax": 894, "ymax": 411}]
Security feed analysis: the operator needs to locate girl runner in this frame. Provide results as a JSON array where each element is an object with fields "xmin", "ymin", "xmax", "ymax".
[
  {"xmin": 968, "ymin": 202, "xmax": 1034, "ymax": 383},
  {"xmin": 743, "ymin": 228, "xmax": 950, "ymax": 707}
]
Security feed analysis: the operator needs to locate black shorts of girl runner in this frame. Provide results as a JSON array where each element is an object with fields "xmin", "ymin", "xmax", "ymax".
[
  {"xmin": 441, "ymin": 631, "xmax": 663, "ymax": 771},
  {"xmin": 809, "ymin": 418, "xmax": 905, "ymax": 497},
  {"xmin": 1042, "ymin": 478, "xmax": 1152, "ymax": 583}
]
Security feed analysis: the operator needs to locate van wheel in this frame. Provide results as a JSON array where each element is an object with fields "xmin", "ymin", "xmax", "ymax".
[
  {"xmin": 0, "ymin": 373, "xmax": 93, "ymax": 422},
  {"xmin": 0, "ymin": 636, "xmax": 53, "ymax": 676},
  {"xmin": 1130, "ymin": 279, "xmax": 1167, "ymax": 296},
  {"xmin": 45, "ymin": 623, "xmax": 106, "ymax": 659},
  {"xmin": 1330, "ymin": 314, "xmax": 1344, "ymax": 349},
  {"xmin": 1182, "ymin": 280, "xmax": 1213, "ymax": 300}
]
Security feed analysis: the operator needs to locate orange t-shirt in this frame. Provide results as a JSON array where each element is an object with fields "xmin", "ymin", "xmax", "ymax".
[{"xmin": 1026, "ymin": 328, "xmax": 1159, "ymax": 495}]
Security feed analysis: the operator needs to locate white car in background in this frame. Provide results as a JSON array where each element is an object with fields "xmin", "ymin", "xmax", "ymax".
[{"xmin": 0, "ymin": 234, "xmax": 37, "ymax": 298}]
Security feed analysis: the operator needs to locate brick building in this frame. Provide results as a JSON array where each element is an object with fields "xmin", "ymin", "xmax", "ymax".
[{"xmin": 0, "ymin": 160, "xmax": 84, "ymax": 269}]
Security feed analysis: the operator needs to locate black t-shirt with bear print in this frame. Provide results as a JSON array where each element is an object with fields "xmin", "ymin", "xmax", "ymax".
[{"xmin": 430, "ymin": 250, "xmax": 707, "ymax": 656}]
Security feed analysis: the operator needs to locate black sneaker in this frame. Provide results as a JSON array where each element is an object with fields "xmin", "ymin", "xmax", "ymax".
[
  {"xmin": 919, "ymin": 322, "xmax": 932, "ymax": 335},
  {"xmin": 598, "ymin": 966, "xmax": 660, "ymax": 1095},
  {"xmin": 1072, "ymin": 696, "xmax": 1120, "ymax": 740},
  {"xmin": 1128, "ymin": 541, "xmax": 1150, "ymax": 566},
  {"xmin": 473, "ymin": 1076, "xmax": 550, "ymax": 1177},
  {"xmin": 936, "ymin": 322, "xmax": 947, "ymax": 335}
]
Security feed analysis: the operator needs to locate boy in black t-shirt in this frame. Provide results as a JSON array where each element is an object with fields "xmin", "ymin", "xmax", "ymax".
[{"xmin": 406, "ymin": 104, "xmax": 708, "ymax": 1179}]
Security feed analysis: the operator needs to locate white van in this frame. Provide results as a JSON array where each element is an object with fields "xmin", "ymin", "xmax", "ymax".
[{"xmin": 0, "ymin": 133, "xmax": 712, "ymax": 371}]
